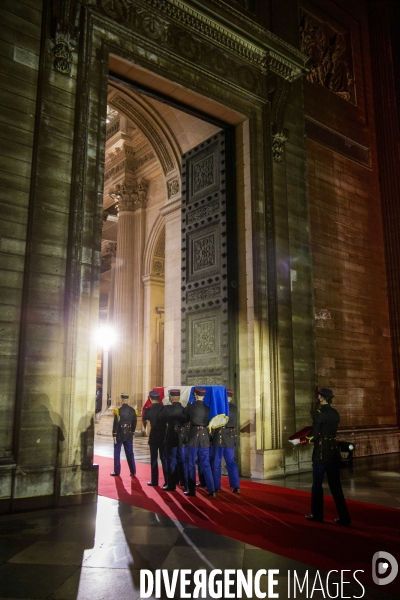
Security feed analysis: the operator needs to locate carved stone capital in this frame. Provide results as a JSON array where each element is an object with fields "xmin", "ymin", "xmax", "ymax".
[{"xmin": 109, "ymin": 179, "xmax": 148, "ymax": 212}]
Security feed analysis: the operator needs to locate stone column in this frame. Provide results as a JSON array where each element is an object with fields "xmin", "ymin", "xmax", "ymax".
[
  {"xmin": 110, "ymin": 180, "xmax": 147, "ymax": 408},
  {"xmin": 160, "ymin": 198, "xmax": 182, "ymax": 386}
]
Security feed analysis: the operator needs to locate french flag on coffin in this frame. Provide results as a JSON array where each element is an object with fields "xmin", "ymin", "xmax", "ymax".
[{"xmin": 142, "ymin": 385, "xmax": 229, "ymax": 431}]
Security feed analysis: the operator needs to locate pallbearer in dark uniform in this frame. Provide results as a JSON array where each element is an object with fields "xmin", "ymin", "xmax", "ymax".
[
  {"xmin": 110, "ymin": 393, "xmax": 137, "ymax": 477},
  {"xmin": 161, "ymin": 389, "xmax": 188, "ymax": 491},
  {"xmin": 183, "ymin": 388, "xmax": 216, "ymax": 497},
  {"xmin": 211, "ymin": 388, "xmax": 240, "ymax": 493},
  {"xmin": 143, "ymin": 390, "xmax": 167, "ymax": 487},
  {"xmin": 301, "ymin": 387, "xmax": 351, "ymax": 525}
]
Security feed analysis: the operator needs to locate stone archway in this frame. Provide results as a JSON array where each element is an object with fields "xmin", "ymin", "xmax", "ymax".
[
  {"xmin": 100, "ymin": 82, "xmax": 223, "ymax": 412},
  {"xmin": 63, "ymin": 0, "xmax": 310, "ymax": 487}
]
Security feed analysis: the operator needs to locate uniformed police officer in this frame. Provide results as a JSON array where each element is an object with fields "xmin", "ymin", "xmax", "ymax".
[
  {"xmin": 143, "ymin": 390, "xmax": 167, "ymax": 487},
  {"xmin": 301, "ymin": 387, "xmax": 351, "ymax": 525},
  {"xmin": 183, "ymin": 387, "xmax": 216, "ymax": 497},
  {"xmin": 160, "ymin": 389, "xmax": 188, "ymax": 491},
  {"xmin": 211, "ymin": 389, "xmax": 240, "ymax": 493},
  {"xmin": 110, "ymin": 392, "xmax": 137, "ymax": 477}
]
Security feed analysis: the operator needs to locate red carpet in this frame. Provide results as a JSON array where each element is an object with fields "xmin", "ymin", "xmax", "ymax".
[{"xmin": 95, "ymin": 455, "xmax": 400, "ymax": 594}]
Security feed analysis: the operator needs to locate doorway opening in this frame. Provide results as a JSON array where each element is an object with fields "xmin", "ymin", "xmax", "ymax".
[{"xmin": 96, "ymin": 61, "xmax": 245, "ymax": 420}]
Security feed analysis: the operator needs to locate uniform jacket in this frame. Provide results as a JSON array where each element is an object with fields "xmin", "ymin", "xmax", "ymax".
[
  {"xmin": 306, "ymin": 404, "xmax": 341, "ymax": 465},
  {"xmin": 211, "ymin": 402, "xmax": 238, "ymax": 448},
  {"xmin": 144, "ymin": 403, "xmax": 166, "ymax": 446},
  {"xmin": 183, "ymin": 401, "xmax": 211, "ymax": 448},
  {"xmin": 160, "ymin": 403, "xmax": 188, "ymax": 448},
  {"xmin": 112, "ymin": 403, "xmax": 137, "ymax": 442}
]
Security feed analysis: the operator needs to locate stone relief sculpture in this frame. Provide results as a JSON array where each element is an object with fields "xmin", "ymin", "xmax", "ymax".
[{"xmin": 300, "ymin": 12, "xmax": 355, "ymax": 104}]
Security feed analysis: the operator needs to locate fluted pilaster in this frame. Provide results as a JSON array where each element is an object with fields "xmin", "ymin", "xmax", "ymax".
[{"xmin": 110, "ymin": 180, "xmax": 148, "ymax": 407}]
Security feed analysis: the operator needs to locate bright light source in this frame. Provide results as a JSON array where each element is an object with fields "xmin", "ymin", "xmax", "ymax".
[{"xmin": 94, "ymin": 325, "xmax": 116, "ymax": 350}]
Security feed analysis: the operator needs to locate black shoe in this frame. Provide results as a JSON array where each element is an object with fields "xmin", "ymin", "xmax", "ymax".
[
  {"xmin": 110, "ymin": 472, "xmax": 120, "ymax": 477},
  {"xmin": 334, "ymin": 518, "xmax": 351, "ymax": 526},
  {"xmin": 232, "ymin": 488, "xmax": 240, "ymax": 494},
  {"xmin": 215, "ymin": 489, "xmax": 221, "ymax": 493},
  {"xmin": 184, "ymin": 490, "xmax": 196, "ymax": 496},
  {"xmin": 196, "ymin": 483, "xmax": 206, "ymax": 487},
  {"xmin": 162, "ymin": 484, "xmax": 168, "ymax": 490},
  {"xmin": 164, "ymin": 487, "xmax": 176, "ymax": 492},
  {"xmin": 147, "ymin": 482, "xmax": 158, "ymax": 487},
  {"xmin": 183, "ymin": 486, "xmax": 189, "ymax": 493},
  {"xmin": 305, "ymin": 514, "xmax": 323, "ymax": 522},
  {"xmin": 207, "ymin": 492, "xmax": 217, "ymax": 498}
]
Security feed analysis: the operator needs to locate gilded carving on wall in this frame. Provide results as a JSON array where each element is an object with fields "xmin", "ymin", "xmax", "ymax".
[
  {"xmin": 194, "ymin": 235, "xmax": 216, "ymax": 271},
  {"xmin": 193, "ymin": 156, "xmax": 214, "ymax": 193},
  {"xmin": 193, "ymin": 320, "xmax": 215, "ymax": 355},
  {"xmin": 300, "ymin": 11, "xmax": 355, "ymax": 104}
]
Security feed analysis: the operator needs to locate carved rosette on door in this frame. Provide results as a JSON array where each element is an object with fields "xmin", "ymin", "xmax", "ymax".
[{"xmin": 181, "ymin": 131, "xmax": 236, "ymax": 387}]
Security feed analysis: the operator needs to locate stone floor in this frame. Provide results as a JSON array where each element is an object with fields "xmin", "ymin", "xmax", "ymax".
[{"xmin": 0, "ymin": 438, "xmax": 399, "ymax": 599}]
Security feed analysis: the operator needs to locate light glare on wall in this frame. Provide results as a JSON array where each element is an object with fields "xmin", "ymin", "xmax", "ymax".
[{"xmin": 94, "ymin": 325, "xmax": 116, "ymax": 350}]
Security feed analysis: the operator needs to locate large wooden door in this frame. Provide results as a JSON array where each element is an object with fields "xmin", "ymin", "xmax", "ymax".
[{"xmin": 180, "ymin": 130, "xmax": 237, "ymax": 389}]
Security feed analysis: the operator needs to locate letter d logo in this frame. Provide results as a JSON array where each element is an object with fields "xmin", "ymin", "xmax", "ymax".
[{"xmin": 372, "ymin": 551, "xmax": 398, "ymax": 586}]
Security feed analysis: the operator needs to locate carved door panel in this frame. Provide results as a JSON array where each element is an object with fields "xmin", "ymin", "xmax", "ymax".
[{"xmin": 181, "ymin": 130, "xmax": 237, "ymax": 387}]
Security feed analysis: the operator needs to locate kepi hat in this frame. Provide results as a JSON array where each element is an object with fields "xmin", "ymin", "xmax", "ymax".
[
  {"xmin": 194, "ymin": 387, "xmax": 206, "ymax": 397},
  {"xmin": 319, "ymin": 387, "xmax": 334, "ymax": 399}
]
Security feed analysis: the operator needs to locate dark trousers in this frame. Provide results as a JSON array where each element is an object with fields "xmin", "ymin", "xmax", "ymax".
[
  {"xmin": 212, "ymin": 446, "xmax": 240, "ymax": 489},
  {"xmin": 166, "ymin": 446, "xmax": 188, "ymax": 488},
  {"xmin": 149, "ymin": 443, "xmax": 167, "ymax": 485},
  {"xmin": 197, "ymin": 453, "xmax": 207, "ymax": 486},
  {"xmin": 311, "ymin": 462, "xmax": 351, "ymax": 522},
  {"xmin": 114, "ymin": 439, "xmax": 136, "ymax": 476},
  {"xmin": 188, "ymin": 446, "xmax": 214, "ymax": 493}
]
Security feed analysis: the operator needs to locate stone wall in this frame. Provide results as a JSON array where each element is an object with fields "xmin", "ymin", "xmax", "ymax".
[
  {"xmin": 301, "ymin": 0, "xmax": 397, "ymax": 431},
  {"xmin": 0, "ymin": 0, "xmax": 42, "ymax": 505}
]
